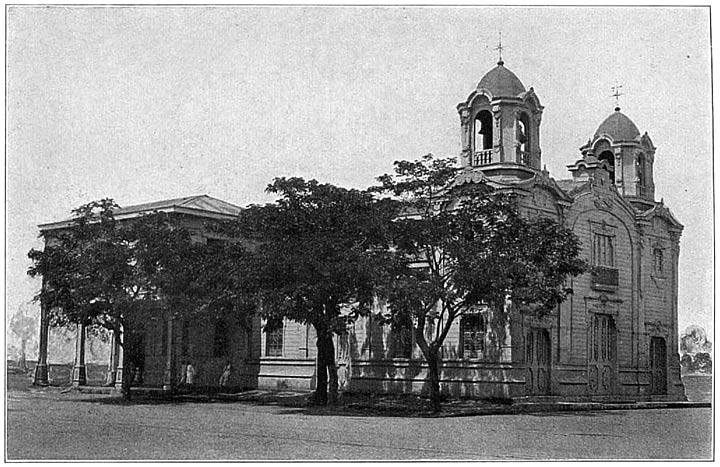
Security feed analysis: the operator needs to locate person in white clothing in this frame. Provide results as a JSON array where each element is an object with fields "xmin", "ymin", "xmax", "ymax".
[
  {"xmin": 185, "ymin": 361, "xmax": 197, "ymax": 386},
  {"xmin": 219, "ymin": 361, "xmax": 232, "ymax": 388}
]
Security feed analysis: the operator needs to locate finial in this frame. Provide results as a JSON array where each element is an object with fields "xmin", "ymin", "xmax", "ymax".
[
  {"xmin": 611, "ymin": 83, "xmax": 623, "ymax": 111},
  {"xmin": 494, "ymin": 32, "xmax": 505, "ymax": 65}
]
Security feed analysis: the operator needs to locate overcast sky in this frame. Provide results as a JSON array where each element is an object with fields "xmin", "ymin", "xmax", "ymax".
[{"xmin": 6, "ymin": 6, "xmax": 713, "ymax": 344}]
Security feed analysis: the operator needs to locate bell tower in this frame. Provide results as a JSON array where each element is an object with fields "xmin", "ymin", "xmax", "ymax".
[
  {"xmin": 569, "ymin": 100, "xmax": 656, "ymax": 210},
  {"xmin": 456, "ymin": 53, "xmax": 544, "ymax": 181}
]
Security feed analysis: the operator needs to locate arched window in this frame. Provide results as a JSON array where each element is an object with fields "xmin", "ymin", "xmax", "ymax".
[
  {"xmin": 516, "ymin": 113, "xmax": 531, "ymax": 164},
  {"xmin": 460, "ymin": 314, "xmax": 485, "ymax": 359},
  {"xmin": 636, "ymin": 154, "xmax": 646, "ymax": 188},
  {"xmin": 598, "ymin": 150, "xmax": 615, "ymax": 184},
  {"xmin": 474, "ymin": 110, "xmax": 493, "ymax": 152}
]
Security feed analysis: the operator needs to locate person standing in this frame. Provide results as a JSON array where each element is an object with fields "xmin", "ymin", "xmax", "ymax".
[
  {"xmin": 185, "ymin": 361, "xmax": 196, "ymax": 387},
  {"xmin": 219, "ymin": 361, "xmax": 232, "ymax": 388}
]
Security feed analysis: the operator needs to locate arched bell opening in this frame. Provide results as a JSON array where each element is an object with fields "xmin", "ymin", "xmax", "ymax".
[
  {"xmin": 597, "ymin": 150, "xmax": 615, "ymax": 184},
  {"xmin": 472, "ymin": 110, "xmax": 494, "ymax": 165},
  {"xmin": 516, "ymin": 112, "xmax": 531, "ymax": 165}
]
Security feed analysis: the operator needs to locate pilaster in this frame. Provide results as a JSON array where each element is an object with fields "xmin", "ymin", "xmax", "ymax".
[
  {"xmin": 71, "ymin": 323, "xmax": 87, "ymax": 386},
  {"xmin": 104, "ymin": 330, "xmax": 119, "ymax": 386},
  {"xmin": 114, "ymin": 327, "xmax": 124, "ymax": 389},
  {"xmin": 163, "ymin": 317, "xmax": 176, "ymax": 392},
  {"xmin": 32, "ymin": 301, "xmax": 50, "ymax": 386}
]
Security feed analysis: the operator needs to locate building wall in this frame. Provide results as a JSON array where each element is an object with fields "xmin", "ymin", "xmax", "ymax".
[
  {"xmin": 129, "ymin": 177, "xmax": 683, "ymax": 401},
  {"xmin": 562, "ymin": 185, "xmax": 640, "ymax": 396},
  {"xmin": 244, "ymin": 173, "xmax": 684, "ymax": 401},
  {"xmin": 254, "ymin": 319, "xmax": 317, "ymax": 390}
]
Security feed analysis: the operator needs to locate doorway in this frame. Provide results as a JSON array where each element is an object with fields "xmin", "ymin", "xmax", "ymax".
[
  {"xmin": 526, "ymin": 328, "xmax": 551, "ymax": 395},
  {"xmin": 650, "ymin": 336, "xmax": 667, "ymax": 395},
  {"xmin": 588, "ymin": 313, "xmax": 616, "ymax": 395}
]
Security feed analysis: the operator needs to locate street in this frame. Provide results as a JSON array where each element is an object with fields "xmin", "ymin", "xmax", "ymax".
[{"xmin": 6, "ymin": 384, "xmax": 713, "ymax": 460}]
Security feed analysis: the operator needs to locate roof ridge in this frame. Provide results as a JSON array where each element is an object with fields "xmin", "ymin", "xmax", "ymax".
[{"xmin": 176, "ymin": 194, "xmax": 208, "ymax": 207}]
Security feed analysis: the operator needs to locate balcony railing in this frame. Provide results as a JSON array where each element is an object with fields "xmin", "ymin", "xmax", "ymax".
[
  {"xmin": 636, "ymin": 184, "xmax": 652, "ymax": 198},
  {"xmin": 473, "ymin": 149, "xmax": 494, "ymax": 166},
  {"xmin": 517, "ymin": 150, "xmax": 531, "ymax": 165},
  {"xmin": 591, "ymin": 266, "xmax": 619, "ymax": 291}
]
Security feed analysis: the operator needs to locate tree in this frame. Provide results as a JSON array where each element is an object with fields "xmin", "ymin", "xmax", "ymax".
[
  {"xmin": 190, "ymin": 237, "xmax": 262, "ymax": 356},
  {"xmin": 680, "ymin": 325, "xmax": 713, "ymax": 355},
  {"xmin": 230, "ymin": 177, "xmax": 396, "ymax": 405},
  {"xmin": 28, "ymin": 199, "xmax": 211, "ymax": 397},
  {"xmin": 374, "ymin": 154, "xmax": 587, "ymax": 411},
  {"xmin": 694, "ymin": 353, "xmax": 713, "ymax": 374}
]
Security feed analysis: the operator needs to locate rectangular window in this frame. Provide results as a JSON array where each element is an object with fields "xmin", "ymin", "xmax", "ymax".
[
  {"xmin": 592, "ymin": 233, "xmax": 615, "ymax": 267},
  {"xmin": 265, "ymin": 322, "xmax": 284, "ymax": 357},
  {"xmin": 460, "ymin": 314, "xmax": 485, "ymax": 359},
  {"xmin": 653, "ymin": 248, "xmax": 664, "ymax": 274},
  {"xmin": 388, "ymin": 321, "xmax": 413, "ymax": 359}
]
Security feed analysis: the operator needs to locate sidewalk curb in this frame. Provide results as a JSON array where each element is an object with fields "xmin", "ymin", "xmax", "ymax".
[{"xmin": 433, "ymin": 401, "xmax": 711, "ymax": 418}]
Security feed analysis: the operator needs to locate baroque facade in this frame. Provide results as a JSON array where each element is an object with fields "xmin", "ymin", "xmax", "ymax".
[{"xmin": 35, "ymin": 58, "xmax": 685, "ymax": 401}]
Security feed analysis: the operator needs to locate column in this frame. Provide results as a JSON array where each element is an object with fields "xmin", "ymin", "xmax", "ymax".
[
  {"xmin": 114, "ymin": 326, "xmax": 124, "ymax": 389},
  {"xmin": 104, "ymin": 330, "xmax": 119, "ymax": 386},
  {"xmin": 32, "ymin": 302, "xmax": 50, "ymax": 386},
  {"xmin": 71, "ymin": 323, "xmax": 87, "ymax": 386},
  {"xmin": 163, "ymin": 317, "xmax": 175, "ymax": 392}
]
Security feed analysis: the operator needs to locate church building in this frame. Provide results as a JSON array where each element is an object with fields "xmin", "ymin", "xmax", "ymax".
[
  {"xmin": 35, "ymin": 56, "xmax": 686, "ymax": 401},
  {"xmin": 249, "ymin": 56, "xmax": 685, "ymax": 400}
]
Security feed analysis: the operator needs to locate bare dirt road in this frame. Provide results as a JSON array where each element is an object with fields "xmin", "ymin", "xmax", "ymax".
[{"xmin": 6, "ymin": 381, "xmax": 712, "ymax": 461}]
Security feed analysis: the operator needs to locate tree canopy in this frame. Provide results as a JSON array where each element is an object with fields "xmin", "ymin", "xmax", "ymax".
[
  {"xmin": 373, "ymin": 154, "xmax": 587, "ymax": 410},
  {"xmin": 27, "ymin": 160, "xmax": 587, "ymax": 408},
  {"xmin": 224, "ymin": 177, "xmax": 398, "ymax": 403},
  {"xmin": 27, "ymin": 199, "xmax": 233, "ymax": 395}
]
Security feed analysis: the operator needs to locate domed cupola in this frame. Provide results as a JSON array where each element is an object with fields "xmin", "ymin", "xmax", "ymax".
[
  {"xmin": 594, "ymin": 109, "xmax": 641, "ymax": 142},
  {"xmin": 477, "ymin": 61, "xmax": 527, "ymax": 98},
  {"xmin": 457, "ymin": 59, "xmax": 544, "ymax": 181},
  {"xmin": 569, "ymin": 106, "xmax": 657, "ymax": 210}
]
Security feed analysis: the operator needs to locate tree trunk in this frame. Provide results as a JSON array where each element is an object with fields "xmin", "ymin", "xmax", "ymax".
[
  {"xmin": 326, "ymin": 336, "xmax": 338, "ymax": 404},
  {"xmin": 313, "ymin": 326, "xmax": 338, "ymax": 406},
  {"xmin": 121, "ymin": 347, "xmax": 132, "ymax": 401},
  {"xmin": 426, "ymin": 348, "xmax": 442, "ymax": 413},
  {"xmin": 120, "ymin": 326, "xmax": 131, "ymax": 401}
]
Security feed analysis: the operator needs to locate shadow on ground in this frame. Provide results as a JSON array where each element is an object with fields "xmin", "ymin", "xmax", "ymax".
[
  {"xmin": 71, "ymin": 390, "xmax": 452, "ymax": 417},
  {"xmin": 8, "ymin": 372, "xmax": 710, "ymax": 419}
]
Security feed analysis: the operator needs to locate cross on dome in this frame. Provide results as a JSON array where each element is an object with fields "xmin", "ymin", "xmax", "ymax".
[
  {"xmin": 611, "ymin": 83, "xmax": 624, "ymax": 111},
  {"xmin": 494, "ymin": 32, "xmax": 505, "ymax": 66}
]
